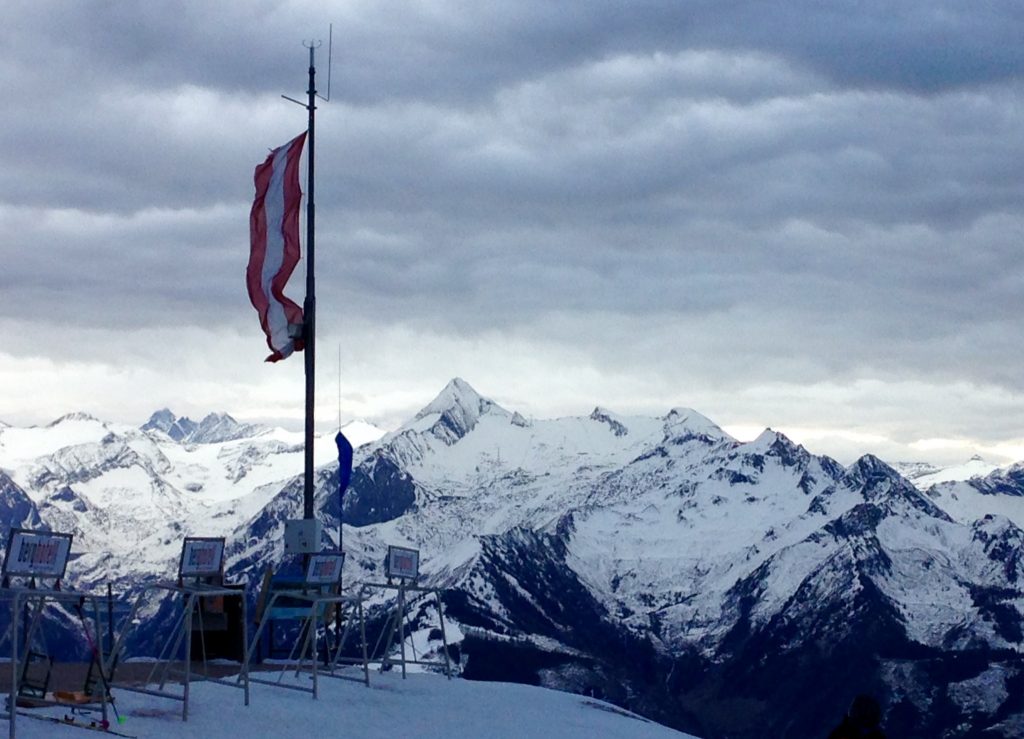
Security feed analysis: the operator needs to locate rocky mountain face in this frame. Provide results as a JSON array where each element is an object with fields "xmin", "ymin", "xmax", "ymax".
[
  {"xmin": 2, "ymin": 381, "xmax": 1023, "ymax": 738},
  {"xmin": 961, "ymin": 463, "xmax": 1024, "ymax": 498},
  {"xmin": 0, "ymin": 470, "xmax": 43, "ymax": 539},
  {"xmin": 141, "ymin": 409, "xmax": 263, "ymax": 444}
]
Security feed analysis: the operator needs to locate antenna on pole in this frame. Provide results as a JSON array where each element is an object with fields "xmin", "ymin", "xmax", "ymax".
[
  {"xmin": 281, "ymin": 27, "xmax": 333, "ymax": 107},
  {"xmin": 319, "ymin": 25, "xmax": 333, "ymax": 103}
]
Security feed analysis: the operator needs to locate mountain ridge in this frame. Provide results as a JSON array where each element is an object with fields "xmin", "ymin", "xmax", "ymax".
[{"xmin": 2, "ymin": 379, "xmax": 1024, "ymax": 737}]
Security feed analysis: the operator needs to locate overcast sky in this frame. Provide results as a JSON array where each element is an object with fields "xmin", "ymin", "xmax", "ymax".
[{"xmin": 1, "ymin": 1, "xmax": 1022, "ymax": 465}]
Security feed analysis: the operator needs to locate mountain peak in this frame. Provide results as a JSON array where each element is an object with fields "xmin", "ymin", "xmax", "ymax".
[
  {"xmin": 662, "ymin": 407, "xmax": 730, "ymax": 443},
  {"xmin": 848, "ymin": 453, "xmax": 898, "ymax": 479},
  {"xmin": 141, "ymin": 409, "xmax": 196, "ymax": 441},
  {"xmin": 846, "ymin": 454, "xmax": 904, "ymax": 493},
  {"xmin": 412, "ymin": 378, "xmax": 508, "ymax": 445},
  {"xmin": 141, "ymin": 409, "xmax": 259, "ymax": 444},
  {"xmin": 846, "ymin": 454, "xmax": 952, "ymax": 519},
  {"xmin": 590, "ymin": 407, "xmax": 629, "ymax": 437},
  {"xmin": 192, "ymin": 412, "xmax": 247, "ymax": 443},
  {"xmin": 417, "ymin": 378, "xmax": 483, "ymax": 415},
  {"xmin": 746, "ymin": 428, "xmax": 813, "ymax": 467},
  {"xmin": 143, "ymin": 408, "xmax": 177, "ymax": 428},
  {"xmin": 48, "ymin": 411, "xmax": 100, "ymax": 427},
  {"xmin": 751, "ymin": 428, "xmax": 781, "ymax": 446}
]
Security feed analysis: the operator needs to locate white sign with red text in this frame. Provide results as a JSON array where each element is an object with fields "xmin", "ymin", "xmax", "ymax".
[
  {"xmin": 3, "ymin": 529, "xmax": 73, "ymax": 578},
  {"xmin": 385, "ymin": 545, "xmax": 420, "ymax": 580},
  {"xmin": 305, "ymin": 552, "xmax": 345, "ymax": 585},
  {"xmin": 179, "ymin": 537, "xmax": 225, "ymax": 579}
]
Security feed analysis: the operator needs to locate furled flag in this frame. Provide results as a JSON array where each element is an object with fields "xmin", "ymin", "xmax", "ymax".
[
  {"xmin": 247, "ymin": 132, "xmax": 307, "ymax": 362},
  {"xmin": 336, "ymin": 430, "xmax": 353, "ymax": 507},
  {"xmin": 336, "ymin": 429, "xmax": 354, "ymax": 550}
]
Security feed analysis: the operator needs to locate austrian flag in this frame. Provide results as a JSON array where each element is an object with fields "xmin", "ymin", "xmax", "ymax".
[{"xmin": 247, "ymin": 132, "xmax": 307, "ymax": 362}]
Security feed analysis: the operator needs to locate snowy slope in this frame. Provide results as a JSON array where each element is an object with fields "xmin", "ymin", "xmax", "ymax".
[
  {"xmin": 924, "ymin": 461, "xmax": 1024, "ymax": 530},
  {"xmin": 15, "ymin": 671, "xmax": 696, "ymax": 739}
]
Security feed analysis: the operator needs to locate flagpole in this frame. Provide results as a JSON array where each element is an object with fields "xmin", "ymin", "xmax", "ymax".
[{"xmin": 303, "ymin": 43, "xmax": 317, "ymax": 521}]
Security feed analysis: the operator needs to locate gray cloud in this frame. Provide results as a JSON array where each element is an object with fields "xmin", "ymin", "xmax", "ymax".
[
  {"xmin": 6, "ymin": 2, "xmax": 1022, "ymax": 105},
  {"xmin": 0, "ymin": 1, "xmax": 1022, "ymax": 465}
]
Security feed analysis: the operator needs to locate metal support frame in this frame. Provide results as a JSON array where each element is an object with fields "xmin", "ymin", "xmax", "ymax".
[
  {"xmin": 0, "ymin": 587, "xmax": 108, "ymax": 739},
  {"xmin": 244, "ymin": 588, "xmax": 369, "ymax": 698},
  {"xmin": 324, "ymin": 586, "xmax": 370, "ymax": 684},
  {"xmin": 363, "ymin": 581, "xmax": 451, "ymax": 679},
  {"xmin": 106, "ymin": 581, "xmax": 250, "ymax": 721}
]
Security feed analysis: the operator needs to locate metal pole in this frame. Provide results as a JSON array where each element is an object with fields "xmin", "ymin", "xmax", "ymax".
[
  {"xmin": 303, "ymin": 44, "xmax": 317, "ymax": 521},
  {"xmin": 398, "ymin": 583, "xmax": 407, "ymax": 679},
  {"xmin": 311, "ymin": 608, "xmax": 319, "ymax": 699},
  {"xmin": 241, "ymin": 596, "xmax": 250, "ymax": 706},
  {"xmin": 335, "ymin": 397, "xmax": 347, "ymax": 641},
  {"xmin": 106, "ymin": 582, "xmax": 114, "ymax": 657},
  {"xmin": 359, "ymin": 595, "xmax": 369, "ymax": 686},
  {"xmin": 10, "ymin": 594, "xmax": 19, "ymax": 739},
  {"xmin": 436, "ymin": 590, "xmax": 452, "ymax": 679},
  {"xmin": 183, "ymin": 594, "xmax": 194, "ymax": 721},
  {"xmin": 92, "ymin": 598, "xmax": 109, "ymax": 728}
]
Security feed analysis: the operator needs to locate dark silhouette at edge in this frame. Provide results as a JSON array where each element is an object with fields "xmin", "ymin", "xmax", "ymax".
[{"xmin": 827, "ymin": 694, "xmax": 886, "ymax": 738}]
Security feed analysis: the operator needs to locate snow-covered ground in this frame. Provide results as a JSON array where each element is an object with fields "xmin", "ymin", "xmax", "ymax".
[{"xmin": 12, "ymin": 671, "xmax": 696, "ymax": 739}]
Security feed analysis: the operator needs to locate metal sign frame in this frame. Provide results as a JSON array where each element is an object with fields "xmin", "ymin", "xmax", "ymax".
[
  {"xmin": 362, "ymin": 580, "xmax": 452, "ymax": 680},
  {"xmin": 2, "ymin": 529, "xmax": 73, "ymax": 580},
  {"xmin": 1, "ymin": 529, "xmax": 109, "ymax": 739},
  {"xmin": 385, "ymin": 545, "xmax": 419, "ymax": 581},
  {"xmin": 245, "ymin": 580, "xmax": 369, "ymax": 698},
  {"xmin": 178, "ymin": 537, "xmax": 225, "ymax": 580},
  {"xmin": 304, "ymin": 551, "xmax": 345, "ymax": 586},
  {"xmin": 108, "ymin": 537, "xmax": 249, "ymax": 722}
]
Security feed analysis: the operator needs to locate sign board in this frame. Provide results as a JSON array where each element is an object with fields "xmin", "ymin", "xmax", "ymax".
[
  {"xmin": 284, "ymin": 518, "xmax": 322, "ymax": 554},
  {"xmin": 178, "ymin": 537, "xmax": 225, "ymax": 579},
  {"xmin": 385, "ymin": 545, "xmax": 420, "ymax": 581},
  {"xmin": 304, "ymin": 552, "xmax": 345, "ymax": 586},
  {"xmin": 3, "ymin": 529, "xmax": 73, "ymax": 579}
]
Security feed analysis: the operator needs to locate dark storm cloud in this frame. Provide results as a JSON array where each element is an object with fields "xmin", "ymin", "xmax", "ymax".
[{"xmin": 6, "ymin": 1, "xmax": 1022, "ymax": 104}]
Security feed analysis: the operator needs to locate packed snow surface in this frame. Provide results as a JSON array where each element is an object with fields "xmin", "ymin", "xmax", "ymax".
[{"xmin": 12, "ymin": 671, "xmax": 697, "ymax": 739}]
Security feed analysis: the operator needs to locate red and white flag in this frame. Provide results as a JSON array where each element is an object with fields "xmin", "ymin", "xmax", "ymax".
[{"xmin": 247, "ymin": 132, "xmax": 307, "ymax": 362}]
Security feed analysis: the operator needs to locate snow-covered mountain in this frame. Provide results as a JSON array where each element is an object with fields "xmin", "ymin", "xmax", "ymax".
[
  {"xmin": 140, "ymin": 409, "xmax": 263, "ymax": 444},
  {"xmin": 923, "ymin": 462, "xmax": 1024, "ymax": 533},
  {"xmin": 220, "ymin": 380, "xmax": 1024, "ymax": 738},
  {"xmin": 895, "ymin": 454, "xmax": 1002, "ymax": 489},
  {"xmin": 0, "ymin": 411, "xmax": 383, "ymax": 589},
  {"xmin": 2, "ymin": 380, "xmax": 1023, "ymax": 738}
]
